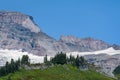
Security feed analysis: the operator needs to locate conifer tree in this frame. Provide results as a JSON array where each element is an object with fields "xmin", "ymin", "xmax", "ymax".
[
  {"xmin": 21, "ymin": 55, "xmax": 30, "ymax": 65},
  {"xmin": 51, "ymin": 52, "xmax": 67, "ymax": 65},
  {"xmin": 44, "ymin": 54, "xmax": 48, "ymax": 63}
]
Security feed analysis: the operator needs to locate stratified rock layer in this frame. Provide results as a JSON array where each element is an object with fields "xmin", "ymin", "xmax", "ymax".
[{"xmin": 0, "ymin": 11, "xmax": 119, "ymax": 55}]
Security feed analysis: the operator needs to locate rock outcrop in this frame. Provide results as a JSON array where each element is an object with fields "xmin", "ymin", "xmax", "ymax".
[
  {"xmin": 60, "ymin": 35, "xmax": 112, "ymax": 52},
  {"xmin": 0, "ymin": 11, "xmax": 40, "ymax": 33},
  {"xmin": 0, "ymin": 11, "xmax": 119, "ymax": 56}
]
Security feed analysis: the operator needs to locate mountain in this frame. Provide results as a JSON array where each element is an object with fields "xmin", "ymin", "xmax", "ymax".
[
  {"xmin": 60, "ymin": 36, "xmax": 109, "ymax": 52},
  {"xmin": 0, "ymin": 11, "xmax": 119, "ymax": 56},
  {"xmin": 0, "ymin": 47, "xmax": 120, "ymax": 77},
  {"xmin": 0, "ymin": 49, "xmax": 47, "ymax": 66},
  {"xmin": 0, "ymin": 11, "xmax": 40, "ymax": 33},
  {"xmin": 67, "ymin": 47, "xmax": 120, "ymax": 77},
  {"xmin": 0, "ymin": 11, "xmax": 70, "ymax": 55}
]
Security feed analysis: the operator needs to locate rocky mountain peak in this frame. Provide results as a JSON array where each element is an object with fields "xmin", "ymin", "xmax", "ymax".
[
  {"xmin": 59, "ymin": 35, "xmax": 111, "ymax": 52},
  {"xmin": 83, "ymin": 37, "xmax": 95, "ymax": 41},
  {"xmin": 0, "ymin": 11, "xmax": 40, "ymax": 33},
  {"xmin": 0, "ymin": 11, "xmax": 119, "ymax": 56},
  {"xmin": 60, "ymin": 35, "xmax": 81, "ymax": 43}
]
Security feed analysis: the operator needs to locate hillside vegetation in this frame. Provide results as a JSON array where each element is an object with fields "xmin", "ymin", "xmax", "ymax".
[
  {"xmin": 113, "ymin": 65, "xmax": 120, "ymax": 80},
  {"xmin": 0, "ymin": 65, "xmax": 115, "ymax": 80}
]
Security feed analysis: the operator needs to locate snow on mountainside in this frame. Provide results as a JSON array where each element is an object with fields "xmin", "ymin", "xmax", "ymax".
[
  {"xmin": 0, "ymin": 48, "xmax": 120, "ymax": 77},
  {"xmin": 67, "ymin": 47, "xmax": 120, "ymax": 77},
  {"xmin": 0, "ymin": 11, "xmax": 120, "ymax": 56},
  {"xmin": 0, "ymin": 47, "xmax": 120, "ymax": 67},
  {"xmin": 67, "ymin": 47, "xmax": 120, "ymax": 57},
  {"xmin": 0, "ymin": 11, "xmax": 120, "ymax": 77},
  {"xmin": 0, "ymin": 49, "xmax": 50, "ymax": 67}
]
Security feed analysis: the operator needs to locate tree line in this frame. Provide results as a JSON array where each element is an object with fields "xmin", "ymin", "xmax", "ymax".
[
  {"xmin": 0, "ymin": 52, "xmax": 88, "ymax": 77},
  {"xmin": 44, "ymin": 52, "xmax": 88, "ymax": 69},
  {"xmin": 0, "ymin": 55, "xmax": 29, "ymax": 77}
]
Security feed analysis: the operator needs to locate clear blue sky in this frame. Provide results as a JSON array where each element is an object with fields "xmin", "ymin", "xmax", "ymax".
[{"xmin": 0, "ymin": 0, "xmax": 119, "ymax": 45}]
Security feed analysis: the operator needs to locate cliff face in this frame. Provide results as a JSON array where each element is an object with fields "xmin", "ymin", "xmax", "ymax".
[
  {"xmin": 0, "ymin": 11, "xmax": 40, "ymax": 33},
  {"xmin": 0, "ymin": 11, "xmax": 119, "ymax": 56},
  {"xmin": 59, "ymin": 36, "xmax": 110, "ymax": 52},
  {"xmin": 0, "ymin": 11, "xmax": 47, "ymax": 55},
  {"xmin": 0, "ymin": 11, "xmax": 70, "ymax": 55}
]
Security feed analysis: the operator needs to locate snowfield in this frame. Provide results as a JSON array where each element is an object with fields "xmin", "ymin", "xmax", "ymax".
[
  {"xmin": 66, "ymin": 47, "xmax": 120, "ymax": 57},
  {"xmin": 0, "ymin": 47, "xmax": 120, "ymax": 66},
  {"xmin": 0, "ymin": 49, "xmax": 51, "ymax": 66},
  {"xmin": 66, "ymin": 47, "xmax": 120, "ymax": 77}
]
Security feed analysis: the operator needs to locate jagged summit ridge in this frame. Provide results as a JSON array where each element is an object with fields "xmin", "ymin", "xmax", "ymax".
[
  {"xmin": 0, "ymin": 11, "xmax": 119, "ymax": 56},
  {"xmin": 0, "ymin": 11, "xmax": 40, "ymax": 33},
  {"xmin": 59, "ymin": 35, "xmax": 120, "ymax": 52}
]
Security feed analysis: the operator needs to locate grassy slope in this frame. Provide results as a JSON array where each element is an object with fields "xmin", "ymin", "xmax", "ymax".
[{"xmin": 0, "ymin": 65, "xmax": 116, "ymax": 80}]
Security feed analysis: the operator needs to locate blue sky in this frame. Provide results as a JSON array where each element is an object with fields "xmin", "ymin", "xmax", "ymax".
[{"xmin": 0, "ymin": 0, "xmax": 119, "ymax": 45}]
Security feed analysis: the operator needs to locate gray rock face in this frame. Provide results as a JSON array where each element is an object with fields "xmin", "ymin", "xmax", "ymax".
[
  {"xmin": 0, "ymin": 11, "xmax": 40, "ymax": 33},
  {"xmin": 59, "ymin": 35, "xmax": 111, "ymax": 52},
  {"xmin": 84, "ymin": 54, "xmax": 120, "ymax": 77},
  {"xmin": 111, "ymin": 44, "xmax": 120, "ymax": 50},
  {"xmin": 0, "ymin": 11, "xmax": 70, "ymax": 55},
  {"xmin": 0, "ymin": 11, "xmax": 119, "ymax": 56}
]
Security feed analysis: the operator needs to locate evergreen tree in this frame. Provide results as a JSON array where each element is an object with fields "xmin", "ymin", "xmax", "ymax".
[
  {"xmin": 21, "ymin": 55, "xmax": 30, "ymax": 65},
  {"xmin": 74, "ymin": 55, "xmax": 80, "ymax": 68},
  {"xmin": 44, "ymin": 54, "xmax": 48, "ymax": 63},
  {"xmin": 113, "ymin": 65, "xmax": 120, "ymax": 75},
  {"xmin": 0, "ymin": 55, "xmax": 30, "ymax": 77},
  {"xmin": 79, "ymin": 56, "xmax": 87, "ymax": 69},
  {"xmin": 10, "ymin": 59, "xmax": 15, "ymax": 73},
  {"xmin": 73, "ymin": 55, "xmax": 88, "ymax": 69},
  {"xmin": 51, "ymin": 52, "xmax": 67, "ymax": 65},
  {"xmin": 5, "ymin": 61, "xmax": 10, "ymax": 74},
  {"xmin": 0, "ymin": 67, "xmax": 6, "ymax": 76},
  {"xmin": 68, "ymin": 54, "xmax": 75, "ymax": 64}
]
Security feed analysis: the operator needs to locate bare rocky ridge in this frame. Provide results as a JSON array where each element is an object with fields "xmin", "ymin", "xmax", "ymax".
[
  {"xmin": 0, "ymin": 11, "xmax": 119, "ymax": 56},
  {"xmin": 59, "ymin": 35, "xmax": 110, "ymax": 52},
  {"xmin": 0, "ymin": 11, "xmax": 70, "ymax": 55},
  {"xmin": 66, "ymin": 48, "xmax": 120, "ymax": 77},
  {"xmin": 0, "ymin": 11, "xmax": 120, "ymax": 77},
  {"xmin": 0, "ymin": 11, "xmax": 40, "ymax": 33}
]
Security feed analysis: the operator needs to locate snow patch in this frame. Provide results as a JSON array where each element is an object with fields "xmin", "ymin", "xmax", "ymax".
[
  {"xmin": 0, "ymin": 49, "xmax": 50, "ymax": 66},
  {"xmin": 67, "ymin": 47, "xmax": 120, "ymax": 57},
  {"xmin": 0, "ymin": 47, "xmax": 120, "ymax": 67}
]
